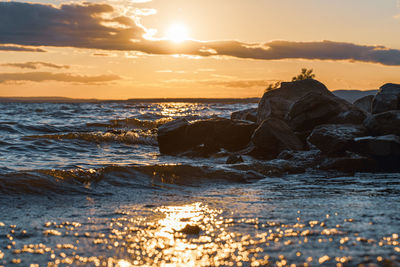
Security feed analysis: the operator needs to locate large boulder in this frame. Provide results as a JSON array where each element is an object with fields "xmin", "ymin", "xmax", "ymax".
[
  {"xmin": 372, "ymin": 83, "xmax": 400, "ymax": 114},
  {"xmin": 286, "ymin": 92, "xmax": 352, "ymax": 132},
  {"xmin": 319, "ymin": 153, "xmax": 377, "ymax": 173},
  {"xmin": 363, "ymin": 110, "xmax": 400, "ymax": 136},
  {"xmin": 251, "ymin": 117, "xmax": 304, "ymax": 158},
  {"xmin": 353, "ymin": 135, "xmax": 400, "ymax": 157},
  {"xmin": 157, "ymin": 118, "xmax": 190, "ymax": 154},
  {"xmin": 256, "ymin": 79, "xmax": 333, "ymax": 123},
  {"xmin": 354, "ymin": 95, "xmax": 374, "ymax": 113},
  {"xmin": 157, "ymin": 118, "xmax": 257, "ymax": 155},
  {"xmin": 308, "ymin": 124, "xmax": 367, "ymax": 155},
  {"xmin": 231, "ymin": 108, "xmax": 257, "ymax": 122}
]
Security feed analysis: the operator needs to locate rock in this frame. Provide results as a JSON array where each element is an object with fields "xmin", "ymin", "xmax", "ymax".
[
  {"xmin": 226, "ymin": 154, "xmax": 244, "ymax": 164},
  {"xmin": 231, "ymin": 108, "xmax": 257, "ymax": 122},
  {"xmin": 354, "ymin": 95, "xmax": 374, "ymax": 113},
  {"xmin": 186, "ymin": 118, "xmax": 257, "ymax": 152},
  {"xmin": 308, "ymin": 124, "xmax": 367, "ymax": 155},
  {"xmin": 286, "ymin": 92, "xmax": 351, "ymax": 131},
  {"xmin": 363, "ymin": 111, "xmax": 400, "ymax": 136},
  {"xmin": 257, "ymin": 79, "xmax": 333, "ymax": 123},
  {"xmin": 319, "ymin": 153, "xmax": 377, "ymax": 172},
  {"xmin": 372, "ymin": 83, "xmax": 400, "ymax": 114},
  {"xmin": 353, "ymin": 135, "xmax": 400, "ymax": 157},
  {"xmin": 251, "ymin": 117, "xmax": 304, "ymax": 158},
  {"xmin": 158, "ymin": 118, "xmax": 257, "ymax": 155},
  {"xmin": 179, "ymin": 224, "xmax": 201, "ymax": 235},
  {"xmin": 157, "ymin": 118, "xmax": 190, "ymax": 154},
  {"xmin": 332, "ymin": 109, "xmax": 367, "ymax": 125}
]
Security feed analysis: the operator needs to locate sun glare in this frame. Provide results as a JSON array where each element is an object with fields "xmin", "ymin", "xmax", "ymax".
[{"xmin": 166, "ymin": 23, "xmax": 189, "ymax": 43}]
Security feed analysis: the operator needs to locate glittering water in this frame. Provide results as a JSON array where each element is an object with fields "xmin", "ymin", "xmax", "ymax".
[{"xmin": 0, "ymin": 101, "xmax": 400, "ymax": 266}]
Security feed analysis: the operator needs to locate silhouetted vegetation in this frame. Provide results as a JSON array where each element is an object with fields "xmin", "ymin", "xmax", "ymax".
[
  {"xmin": 265, "ymin": 81, "xmax": 281, "ymax": 93},
  {"xmin": 292, "ymin": 68, "xmax": 315, "ymax": 81}
]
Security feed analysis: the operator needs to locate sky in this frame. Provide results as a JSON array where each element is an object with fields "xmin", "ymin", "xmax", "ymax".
[{"xmin": 1, "ymin": 0, "xmax": 400, "ymax": 99}]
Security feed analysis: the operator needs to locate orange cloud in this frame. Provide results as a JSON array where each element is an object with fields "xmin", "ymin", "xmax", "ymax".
[{"xmin": 0, "ymin": 72, "xmax": 120, "ymax": 84}]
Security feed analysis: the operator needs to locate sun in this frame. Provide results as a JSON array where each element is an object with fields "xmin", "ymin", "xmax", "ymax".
[{"xmin": 166, "ymin": 23, "xmax": 189, "ymax": 43}]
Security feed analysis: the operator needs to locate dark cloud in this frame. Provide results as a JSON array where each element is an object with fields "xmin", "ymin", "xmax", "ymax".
[
  {"xmin": 1, "ymin": 62, "xmax": 69, "ymax": 70},
  {"xmin": 0, "ymin": 72, "xmax": 120, "ymax": 83},
  {"xmin": 1, "ymin": 2, "xmax": 400, "ymax": 66},
  {"xmin": 0, "ymin": 45, "xmax": 46, "ymax": 52}
]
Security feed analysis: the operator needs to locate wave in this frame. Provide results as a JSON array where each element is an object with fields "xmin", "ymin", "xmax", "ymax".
[
  {"xmin": 0, "ymin": 164, "xmax": 263, "ymax": 195},
  {"xmin": 23, "ymin": 130, "xmax": 157, "ymax": 146},
  {"xmin": 86, "ymin": 117, "xmax": 173, "ymax": 130}
]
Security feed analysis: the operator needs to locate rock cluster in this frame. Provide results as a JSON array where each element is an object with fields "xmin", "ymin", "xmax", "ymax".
[{"xmin": 157, "ymin": 80, "xmax": 400, "ymax": 173}]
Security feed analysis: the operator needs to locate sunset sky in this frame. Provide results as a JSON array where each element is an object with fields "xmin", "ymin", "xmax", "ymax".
[{"xmin": 1, "ymin": 0, "xmax": 400, "ymax": 99}]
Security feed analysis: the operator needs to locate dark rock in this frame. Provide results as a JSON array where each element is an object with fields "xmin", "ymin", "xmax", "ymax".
[
  {"xmin": 226, "ymin": 154, "xmax": 244, "ymax": 164},
  {"xmin": 158, "ymin": 118, "xmax": 257, "ymax": 155},
  {"xmin": 179, "ymin": 224, "xmax": 201, "ymax": 235},
  {"xmin": 308, "ymin": 124, "xmax": 367, "ymax": 155},
  {"xmin": 354, "ymin": 95, "xmax": 374, "ymax": 113},
  {"xmin": 286, "ymin": 92, "xmax": 351, "ymax": 131},
  {"xmin": 363, "ymin": 111, "xmax": 400, "ymax": 136},
  {"xmin": 157, "ymin": 118, "xmax": 190, "ymax": 154},
  {"xmin": 251, "ymin": 117, "xmax": 304, "ymax": 159},
  {"xmin": 257, "ymin": 79, "xmax": 333, "ymax": 123},
  {"xmin": 231, "ymin": 108, "xmax": 257, "ymax": 122},
  {"xmin": 372, "ymin": 83, "xmax": 400, "ymax": 114},
  {"xmin": 332, "ymin": 109, "xmax": 367, "ymax": 125},
  {"xmin": 353, "ymin": 135, "xmax": 400, "ymax": 157},
  {"xmin": 319, "ymin": 153, "xmax": 377, "ymax": 172}
]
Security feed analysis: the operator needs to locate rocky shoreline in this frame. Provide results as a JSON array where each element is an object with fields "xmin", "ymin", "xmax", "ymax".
[{"xmin": 157, "ymin": 79, "xmax": 400, "ymax": 175}]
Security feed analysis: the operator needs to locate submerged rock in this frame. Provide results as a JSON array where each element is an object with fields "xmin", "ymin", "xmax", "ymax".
[
  {"xmin": 286, "ymin": 92, "xmax": 351, "ymax": 132},
  {"xmin": 372, "ymin": 83, "xmax": 400, "ymax": 114},
  {"xmin": 363, "ymin": 110, "xmax": 400, "ymax": 136},
  {"xmin": 308, "ymin": 124, "xmax": 366, "ymax": 155},
  {"xmin": 354, "ymin": 95, "xmax": 374, "ymax": 113},
  {"xmin": 231, "ymin": 108, "xmax": 257, "ymax": 122},
  {"xmin": 226, "ymin": 154, "xmax": 244, "ymax": 164},
  {"xmin": 251, "ymin": 117, "xmax": 304, "ymax": 158},
  {"xmin": 256, "ymin": 79, "xmax": 333, "ymax": 123}
]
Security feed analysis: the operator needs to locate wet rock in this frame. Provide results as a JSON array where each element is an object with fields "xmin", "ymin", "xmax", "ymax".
[
  {"xmin": 363, "ymin": 111, "xmax": 400, "ymax": 136},
  {"xmin": 251, "ymin": 117, "xmax": 304, "ymax": 159},
  {"xmin": 353, "ymin": 135, "xmax": 400, "ymax": 157},
  {"xmin": 179, "ymin": 224, "xmax": 201, "ymax": 235},
  {"xmin": 286, "ymin": 92, "xmax": 351, "ymax": 132},
  {"xmin": 257, "ymin": 79, "xmax": 333, "ymax": 123},
  {"xmin": 319, "ymin": 153, "xmax": 377, "ymax": 172},
  {"xmin": 354, "ymin": 95, "xmax": 374, "ymax": 113},
  {"xmin": 226, "ymin": 154, "xmax": 244, "ymax": 164},
  {"xmin": 308, "ymin": 124, "xmax": 367, "ymax": 155},
  {"xmin": 158, "ymin": 118, "xmax": 257, "ymax": 155},
  {"xmin": 157, "ymin": 118, "xmax": 190, "ymax": 154},
  {"xmin": 372, "ymin": 83, "xmax": 400, "ymax": 114},
  {"xmin": 231, "ymin": 108, "xmax": 257, "ymax": 122}
]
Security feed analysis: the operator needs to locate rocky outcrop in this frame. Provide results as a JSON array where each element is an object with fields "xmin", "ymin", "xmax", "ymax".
[
  {"xmin": 372, "ymin": 83, "xmax": 400, "ymax": 114},
  {"xmin": 256, "ymin": 79, "xmax": 333, "ymax": 123},
  {"xmin": 363, "ymin": 111, "xmax": 400, "ymax": 136},
  {"xmin": 332, "ymin": 109, "xmax": 367, "ymax": 125},
  {"xmin": 158, "ymin": 118, "xmax": 257, "ymax": 155},
  {"xmin": 354, "ymin": 95, "xmax": 374, "ymax": 113},
  {"xmin": 319, "ymin": 153, "xmax": 377, "ymax": 172},
  {"xmin": 308, "ymin": 124, "xmax": 366, "ymax": 155},
  {"xmin": 251, "ymin": 117, "xmax": 304, "ymax": 158},
  {"xmin": 231, "ymin": 108, "xmax": 257, "ymax": 122},
  {"xmin": 286, "ymin": 92, "xmax": 352, "ymax": 132}
]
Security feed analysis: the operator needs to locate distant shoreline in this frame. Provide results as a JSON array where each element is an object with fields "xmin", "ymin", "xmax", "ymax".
[{"xmin": 0, "ymin": 89, "xmax": 378, "ymax": 104}]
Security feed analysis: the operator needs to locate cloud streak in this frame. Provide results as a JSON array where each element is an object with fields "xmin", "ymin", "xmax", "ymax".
[
  {"xmin": 1, "ymin": 62, "xmax": 69, "ymax": 70},
  {"xmin": 0, "ymin": 72, "xmax": 120, "ymax": 84},
  {"xmin": 1, "ymin": 2, "xmax": 400, "ymax": 66},
  {"xmin": 0, "ymin": 44, "xmax": 46, "ymax": 52}
]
